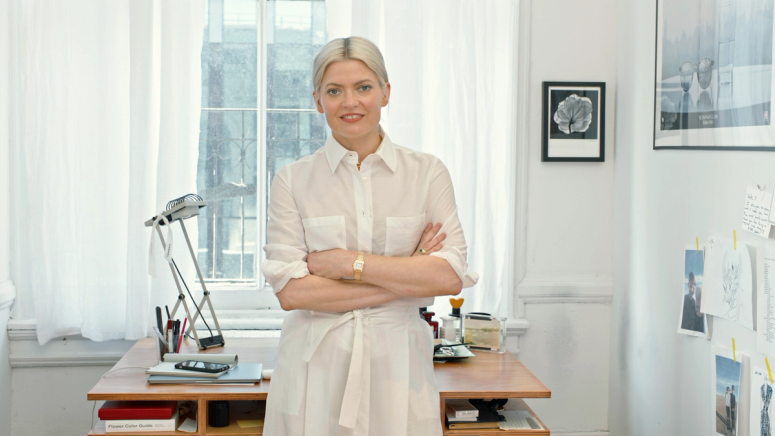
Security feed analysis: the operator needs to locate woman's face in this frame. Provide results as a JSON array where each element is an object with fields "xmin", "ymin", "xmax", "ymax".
[{"xmin": 314, "ymin": 59, "xmax": 390, "ymax": 143}]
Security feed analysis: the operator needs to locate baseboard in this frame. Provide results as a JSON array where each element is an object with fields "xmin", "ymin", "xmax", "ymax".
[{"xmin": 552, "ymin": 432, "xmax": 609, "ymax": 436}]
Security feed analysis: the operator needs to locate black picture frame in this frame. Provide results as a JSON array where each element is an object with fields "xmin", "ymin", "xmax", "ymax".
[
  {"xmin": 652, "ymin": 0, "xmax": 775, "ymax": 151},
  {"xmin": 541, "ymin": 81, "xmax": 606, "ymax": 162}
]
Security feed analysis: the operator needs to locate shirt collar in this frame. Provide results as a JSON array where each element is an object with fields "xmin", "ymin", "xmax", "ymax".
[{"xmin": 324, "ymin": 125, "xmax": 397, "ymax": 174}]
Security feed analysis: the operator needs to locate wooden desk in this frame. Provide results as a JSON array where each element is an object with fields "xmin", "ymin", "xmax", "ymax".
[{"xmin": 87, "ymin": 338, "xmax": 550, "ymax": 435}]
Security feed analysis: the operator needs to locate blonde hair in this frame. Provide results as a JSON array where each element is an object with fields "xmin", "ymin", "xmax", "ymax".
[{"xmin": 312, "ymin": 36, "xmax": 389, "ymax": 100}]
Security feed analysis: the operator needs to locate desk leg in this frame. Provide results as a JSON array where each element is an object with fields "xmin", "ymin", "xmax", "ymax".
[{"xmin": 197, "ymin": 400, "xmax": 207, "ymax": 435}]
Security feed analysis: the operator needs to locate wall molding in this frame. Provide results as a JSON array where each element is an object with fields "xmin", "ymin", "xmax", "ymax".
[
  {"xmin": 0, "ymin": 279, "xmax": 16, "ymax": 311},
  {"xmin": 517, "ymin": 274, "xmax": 614, "ymax": 296},
  {"xmin": 516, "ymin": 274, "xmax": 614, "ymax": 309},
  {"xmin": 519, "ymin": 295, "xmax": 613, "ymax": 305}
]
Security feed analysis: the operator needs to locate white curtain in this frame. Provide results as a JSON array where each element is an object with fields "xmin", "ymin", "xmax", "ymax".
[
  {"xmin": 326, "ymin": 0, "xmax": 519, "ymax": 318},
  {"xmin": 9, "ymin": 0, "xmax": 205, "ymax": 344}
]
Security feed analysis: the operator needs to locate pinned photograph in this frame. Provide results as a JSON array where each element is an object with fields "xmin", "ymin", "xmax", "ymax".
[
  {"xmin": 750, "ymin": 367, "xmax": 774, "ymax": 436},
  {"xmin": 541, "ymin": 82, "xmax": 605, "ymax": 162},
  {"xmin": 700, "ymin": 237, "xmax": 754, "ymax": 330},
  {"xmin": 712, "ymin": 346, "xmax": 743, "ymax": 436},
  {"xmin": 677, "ymin": 244, "xmax": 709, "ymax": 337}
]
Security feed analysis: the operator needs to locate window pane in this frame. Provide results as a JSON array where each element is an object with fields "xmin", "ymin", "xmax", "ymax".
[
  {"xmin": 265, "ymin": 0, "xmax": 328, "ymax": 228},
  {"xmin": 196, "ymin": 0, "xmax": 328, "ymax": 285},
  {"xmin": 198, "ymin": 0, "xmax": 259, "ymax": 281}
]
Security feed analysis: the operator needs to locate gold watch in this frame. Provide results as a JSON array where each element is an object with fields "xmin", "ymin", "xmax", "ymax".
[{"xmin": 353, "ymin": 252, "xmax": 365, "ymax": 280}]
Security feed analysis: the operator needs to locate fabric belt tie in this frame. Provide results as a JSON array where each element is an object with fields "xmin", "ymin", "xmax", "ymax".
[{"xmin": 302, "ymin": 306, "xmax": 411, "ymax": 430}]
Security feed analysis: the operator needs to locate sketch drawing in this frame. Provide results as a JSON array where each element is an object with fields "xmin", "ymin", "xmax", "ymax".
[
  {"xmin": 722, "ymin": 250, "xmax": 743, "ymax": 321},
  {"xmin": 700, "ymin": 237, "xmax": 753, "ymax": 330}
]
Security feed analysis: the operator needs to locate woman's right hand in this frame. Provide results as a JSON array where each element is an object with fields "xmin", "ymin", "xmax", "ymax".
[{"xmin": 411, "ymin": 223, "xmax": 446, "ymax": 257}]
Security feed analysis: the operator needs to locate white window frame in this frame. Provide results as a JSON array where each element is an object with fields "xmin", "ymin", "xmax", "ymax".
[{"xmin": 206, "ymin": 0, "xmax": 322, "ymax": 315}]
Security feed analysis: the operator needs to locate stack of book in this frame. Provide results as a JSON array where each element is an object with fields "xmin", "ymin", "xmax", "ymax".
[
  {"xmin": 98, "ymin": 401, "xmax": 179, "ymax": 433},
  {"xmin": 445, "ymin": 399, "xmax": 501, "ymax": 430}
]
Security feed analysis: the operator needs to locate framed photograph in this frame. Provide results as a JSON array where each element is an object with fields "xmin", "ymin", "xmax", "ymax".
[
  {"xmin": 541, "ymin": 81, "xmax": 605, "ymax": 162},
  {"xmin": 654, "ymin": 0, "xmax": 775, "ymax": 150}
]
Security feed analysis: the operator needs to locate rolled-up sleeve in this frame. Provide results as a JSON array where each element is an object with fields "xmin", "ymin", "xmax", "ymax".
[
  {"xmin": 261, "ymin": 168, "xmax": 310, "ymax": 293},
  {"xmin": 426, "ymin": 159, "xmax": 479, "ymax": 288}
]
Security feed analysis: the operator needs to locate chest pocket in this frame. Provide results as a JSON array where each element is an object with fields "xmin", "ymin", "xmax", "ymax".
[
  {"xmin": 302, "ymin": 215, "xmax": 346, "ymax": 253},
  {"xmin": 385, "ymin": 213, "xmax": 426, "ymax": 257}
]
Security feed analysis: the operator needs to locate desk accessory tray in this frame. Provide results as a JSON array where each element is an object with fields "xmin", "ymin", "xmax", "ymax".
[{"xmin": 433, "ymin": 339, "xmax": 475, "ymax": 361}]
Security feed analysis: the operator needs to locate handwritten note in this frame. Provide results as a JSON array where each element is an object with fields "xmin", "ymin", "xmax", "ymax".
[{"xmin": 742, "ymin": 186, "xmax": 772, "ymax": 238}]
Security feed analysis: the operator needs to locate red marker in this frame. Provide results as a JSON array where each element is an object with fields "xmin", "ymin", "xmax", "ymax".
[{"xmin": 176, "ymin": 318, "xmax": 187, "ymax": 353}]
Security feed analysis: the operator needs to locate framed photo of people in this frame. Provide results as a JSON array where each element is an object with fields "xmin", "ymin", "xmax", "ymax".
[
  {"xmin": 654, "ymin": 0, "xmax": 775, "ymax": 150},
  {"xmin": 541, "ymin": 81, "xmax": 605, "ymax": 162}
]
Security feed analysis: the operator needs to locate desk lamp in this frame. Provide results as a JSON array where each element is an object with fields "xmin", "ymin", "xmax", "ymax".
[{"xmin": 146, "ymin": 194, "xmax": 225, "ymax": 350}]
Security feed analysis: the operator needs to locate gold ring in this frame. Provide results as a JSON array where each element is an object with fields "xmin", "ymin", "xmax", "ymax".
[{"xmin": 418, "ymin": 248, "xmax": 427, "ymax": 255}]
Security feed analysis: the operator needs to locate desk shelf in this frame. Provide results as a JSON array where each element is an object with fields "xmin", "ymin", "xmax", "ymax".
[
  {"xmin": 441, "ymin": 398, "xmax": 549, "ymax": 436},
  {"xmin": 87, "ymin": 338, "xmax": 550, "ymax": 436}
]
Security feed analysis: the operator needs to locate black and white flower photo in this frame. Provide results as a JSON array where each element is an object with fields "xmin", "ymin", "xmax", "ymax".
[{"xmin": 542, "ymin": 82, "xmax": 605, "ymax": 162}]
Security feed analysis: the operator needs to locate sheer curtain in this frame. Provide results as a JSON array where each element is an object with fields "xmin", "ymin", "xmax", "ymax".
[
  {"xmin": 325, "ymin": 1, "xmax": 519, "ymax": 318},
  {"xmin": 9, "ymin": 0, "xmax": 205, "ymax": 344}
]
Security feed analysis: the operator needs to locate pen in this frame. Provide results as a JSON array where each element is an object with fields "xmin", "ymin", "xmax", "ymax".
[
  {"xmin": 176, "ymin": 318, "xmax": 187, "ymax": 353},
  {"xmin": 165, "ymin": 305, "xmax": 171, "ymax": 320},
  {"xmin": 172, "ymin": 320, "xmax": 179, "ymax": 353},
  {"xmin": 166, "ymin": 320, "xmax": 173, "ymax": 353}
]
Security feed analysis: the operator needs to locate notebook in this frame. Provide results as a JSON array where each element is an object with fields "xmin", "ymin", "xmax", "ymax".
[{"xmin": 147, "ymin": 363, "xmax": 263, "ymax": 384}]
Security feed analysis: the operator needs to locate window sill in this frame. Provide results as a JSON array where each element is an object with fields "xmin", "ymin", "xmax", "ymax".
[{"xmin": 7, "ymin": 314, "xmax": 529, "ymax": 367}]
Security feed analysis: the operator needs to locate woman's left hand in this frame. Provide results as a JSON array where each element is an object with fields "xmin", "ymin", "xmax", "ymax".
[{"xmin": 307, "ymin": 249, "xmax": 352, "ymax": 280}]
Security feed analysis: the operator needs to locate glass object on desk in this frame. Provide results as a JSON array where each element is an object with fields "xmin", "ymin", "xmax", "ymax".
[
  {"xmin": 440, "ymin": 316, "xmax": 457, "ymax": 342},
  {"xmin": 462, "ymin": 313, "xmax": 507, "ymax": 353}
]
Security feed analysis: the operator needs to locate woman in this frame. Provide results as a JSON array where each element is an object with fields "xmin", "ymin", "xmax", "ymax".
[{"xmin": 261, "ymin": 36, "xmax": 478, "ymax": 436}]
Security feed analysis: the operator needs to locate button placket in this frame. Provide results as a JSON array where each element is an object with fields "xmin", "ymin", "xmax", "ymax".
[{"xmin": 350, "ymin": 156, "xmax": 373, "ymax": 253}]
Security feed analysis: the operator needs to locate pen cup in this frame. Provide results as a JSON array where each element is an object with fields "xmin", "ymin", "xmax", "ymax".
[{"xmin": 155, "ymin": 337, "xmax": 164, "ymax": 364}]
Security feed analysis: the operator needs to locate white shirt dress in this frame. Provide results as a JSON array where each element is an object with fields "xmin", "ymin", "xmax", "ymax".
[{"xmin": 261, "ymin": 127, "xmax": 478, "ymax": 436}]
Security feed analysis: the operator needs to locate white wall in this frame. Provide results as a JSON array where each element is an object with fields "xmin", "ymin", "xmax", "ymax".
[
  {"xmin": 518, "ymin": 0, "xmax": 616, "ymax": 433},
  {"xmin": 2, "ymin": 1, "xmax": 620, "ymax": 435},
  {"xmin": 610, "ymin": 0, "xmax": 775, "ymax": 434}
]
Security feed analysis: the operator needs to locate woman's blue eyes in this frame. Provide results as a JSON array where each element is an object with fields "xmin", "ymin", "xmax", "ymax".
[{"xmin": 326, "ymin": 85, "xmax": 372, "ymax": 95}]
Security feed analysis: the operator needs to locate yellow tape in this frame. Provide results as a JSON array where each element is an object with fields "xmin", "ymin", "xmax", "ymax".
[
  {"xmin": 696, "ymin": 237, "xmax": 699, "ymax": 253},
  {"xmin": 734, "ymin": 230, "xmax": 737, "ymax": 250},
  {"xmin": 733, "ymin": 338, "xmax": 736, "ymax": 362},
  {"xmin": 767, "ymin": 357, "xmax": 773, "ymax": 384}
]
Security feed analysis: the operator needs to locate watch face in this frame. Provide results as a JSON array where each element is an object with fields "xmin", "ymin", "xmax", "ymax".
[{"xmin": 354, "ymin": 261, "xmax": 364, "ymax": 270}]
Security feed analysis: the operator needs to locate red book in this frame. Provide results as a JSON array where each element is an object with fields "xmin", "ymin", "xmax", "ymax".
[{"xmin": 98, "ymin": 401, "xmax": 177, "ymax": 420}]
